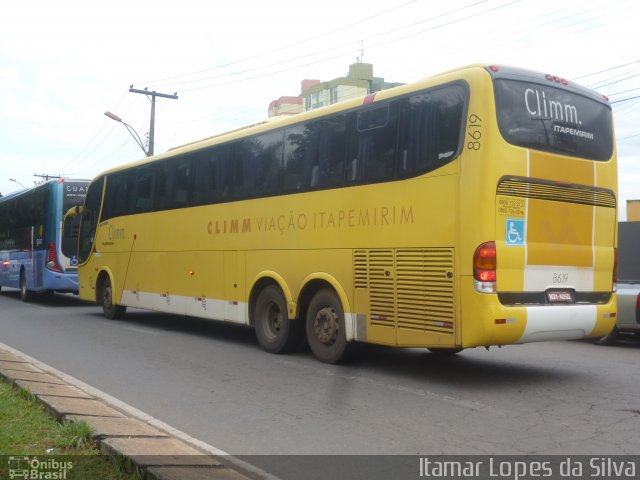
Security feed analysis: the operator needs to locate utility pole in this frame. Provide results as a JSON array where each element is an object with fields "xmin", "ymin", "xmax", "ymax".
[
  {"xmin": 34, "ymin": 174, "xmax": 62, "ymax": 184},
  {"xmin": 128, "ymin": 87, "xmax": 178, "ymax": 156}
]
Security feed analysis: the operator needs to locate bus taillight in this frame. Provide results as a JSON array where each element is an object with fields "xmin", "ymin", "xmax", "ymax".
[
  {"xmin": 474, "ymin": 241, "xmax": 497, "ymax": 293},
  {"xmin": 613, "ymin": 247, "xmax": 619, "ymax": 289},
  {"xmin": 545, "ymin": 73, "xmax": 569, "ymax": 85},
  {"xmin": 47, "ymin": 242, "xmax": 62, "ymax": 272}
]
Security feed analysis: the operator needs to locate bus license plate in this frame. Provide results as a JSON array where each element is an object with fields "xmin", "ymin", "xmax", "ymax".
[{"xmin": 546, "ymin": 289, "xmax": 575, "ymax": 303}]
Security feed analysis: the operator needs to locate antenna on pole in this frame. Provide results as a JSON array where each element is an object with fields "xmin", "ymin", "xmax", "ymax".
[{"xmin": 358, "ymin": 40, "xmax": 364, "ymax": 63}]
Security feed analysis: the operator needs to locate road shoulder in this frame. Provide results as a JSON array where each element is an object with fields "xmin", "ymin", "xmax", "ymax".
[{"xmin": 0, "ymin": 345, "xmax": 264, "ymax": 480}]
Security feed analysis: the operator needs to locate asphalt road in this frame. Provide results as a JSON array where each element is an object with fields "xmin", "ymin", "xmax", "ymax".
[{"xmin": 1, "ymin": 289, "xmax": 639, "ymax": 478}]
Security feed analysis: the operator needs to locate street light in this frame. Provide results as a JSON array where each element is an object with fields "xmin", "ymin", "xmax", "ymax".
[
  {"xmin": 104, "ymin": 111, "xmax": 149, "ymax": 157},
  {"xmin": 9, "ymin": 178, "xmax": 27, "ymax": 189}
]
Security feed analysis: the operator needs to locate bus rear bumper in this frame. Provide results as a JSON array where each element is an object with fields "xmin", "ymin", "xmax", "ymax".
[
  {"xmin": 460, "ymin": 277, "xmax": 616, "ymax": 347},
  {"xmin": 41, "ymin": 270, "xmax": 79, "ymax": 293}
]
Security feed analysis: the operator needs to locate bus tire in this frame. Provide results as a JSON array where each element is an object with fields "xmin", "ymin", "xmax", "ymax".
[
  {"xmin": 306, "ymin": 288, "xmax": 354, "ymax": 364},
  {"xmin": 101, "ymin": 276, "xmax": 126, "ymax": 320},
  {"xmin": 20, "ymin": 270, "xmax": 33, "ymax": 302},
  {"xmin": 254, "ymin": 285, "xmax": 302, "ymax": 354}
]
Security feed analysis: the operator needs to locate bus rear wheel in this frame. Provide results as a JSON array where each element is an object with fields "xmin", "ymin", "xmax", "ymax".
[
  {"xmin": 20, "ymin": 270, "xmax": 33, "ymax": 302},
  {"xmin": 101, "ymin": 276, "xmax": 126, "ymax": 320},
  {"xmin": 306, "ymin": 288, "xmax": 354, "ymax": 364},
  {"xmin": 254, "ymin": 285, "xmax": 302, "ymax": 354}
]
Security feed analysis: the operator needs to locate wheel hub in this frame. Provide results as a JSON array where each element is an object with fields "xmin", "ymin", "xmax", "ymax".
[
  {"xmin": 268, "ymin": 305, "xmax": 282, "ymax": 332},
  {"xmin": 314, "ymin": 307, "xmax": 339, "ymax": 345}
]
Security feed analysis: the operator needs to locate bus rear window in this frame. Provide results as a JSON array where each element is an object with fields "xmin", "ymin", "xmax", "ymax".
[{"xmin": 493, "ymin": 79, "xmax": 613, "ymax": 161}]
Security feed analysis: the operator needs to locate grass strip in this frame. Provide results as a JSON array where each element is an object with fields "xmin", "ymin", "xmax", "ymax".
[{"xmin": 0, "ymin": 379, "xmax": 140, "ymax": 479}]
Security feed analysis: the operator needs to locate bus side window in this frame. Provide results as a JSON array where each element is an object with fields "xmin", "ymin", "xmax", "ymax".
[
  {"xmin": 316, "ymin": 115, "xmax": 347, "ymax": 188},
  {"xmin": 255, "ymin": 131, "xmax": 284, "ymax": 196},
  {"xmin": 217, "ymin": 147, "xmax": 234, "ymax": 200},
  {"xmin": 192, "ymin": 146, "xmax": 233, "ymax": 205},
  {"xmin": 284, "ymin": 124, "xmax": 313, "ymax": 192},
  {"xmin": 237, "ymin": 131, "xmax": 283, "ymax": 198},
  {"xmin": 191, "ymin": 151, "xmax": 214, "ymax": 206},
  {"xmin": 134, "ymin": 166, "xmax": 155, "ymax": 213},
  {"xmin": 350, "ymin": 104, "xmax": 397, "ymax": 183},
  {"xmin": 173, "ymin": 159, "xmax": 192, "ymax": 208},
  {"xmin": 78, "ymin": 176, "xmax": 104, "ymax": 263},
  {"xmin": 102, "ymin": 171, "xmax": 134, "ymax": 220},
  {"xmin": 154, "ymin": 157, "xmax": 192, "ymax": 210},
  {"xmin": 155, "ymin": 162, "xmax": 171, "ymax": 211},
  {"xmin": 397, "ymin": 86, "xmax": 465, "ymax": 177},
  {"xmin": 235, "ymin": 139, "xmax": 256, "ymax": 199}
]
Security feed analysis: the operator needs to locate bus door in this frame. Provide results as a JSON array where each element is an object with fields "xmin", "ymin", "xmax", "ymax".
[
  {"xmin": 28, "ymin": 225, "xmax": 45, "ymax": 290},
  {"xmin": 60, "ymin": 181, "xmax": 88, "ymax": 269}
]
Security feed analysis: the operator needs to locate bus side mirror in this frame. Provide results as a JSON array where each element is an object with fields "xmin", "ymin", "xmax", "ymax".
[
  {"xmin": 64, "ymin": 206, "xmax": 83, "ymax": 219},
  {"xmin": 63, "ymin": 206, "xmax": 83, "ymax": 238}
]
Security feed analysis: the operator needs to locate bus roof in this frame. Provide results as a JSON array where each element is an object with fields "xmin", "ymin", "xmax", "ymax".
[
  {"xmin": 91, "ymin": 63, "xmax": 609, "ymax": 180},
  {"xmin": 0, "ymin": 178, "xmax": 89, "ymax": 204}
]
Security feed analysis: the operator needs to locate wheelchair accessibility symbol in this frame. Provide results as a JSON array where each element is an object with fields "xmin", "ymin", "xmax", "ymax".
[{"xmin": 506, "ymin": 219, "xmax": 525, "ymax": 246}]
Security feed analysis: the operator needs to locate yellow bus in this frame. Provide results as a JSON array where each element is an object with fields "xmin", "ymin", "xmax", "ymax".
[{"xmin": 74, "ymin": 64, "xmax": 618, "ymax": 363}]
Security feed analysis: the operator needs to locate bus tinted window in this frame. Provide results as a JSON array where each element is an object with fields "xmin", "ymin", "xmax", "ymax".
[
  {"xmin": 155, "ymin": 161, "xmax": 171, "ymax": 211},
  {"xmin": 79, "ymin": 177, "xmax": 104, "ymax": 263},
  {"xmin": 174, "ymin": 158, "xmax": 192, "ymax": 208},
  {"xmin": 0, "ymin": 188, "xmax": 47, "ymax": 230},
  {"xmin": 192, "ymin": 146, "xmax": 233, "ymax": 205},
  {"xmin": 282, "ymin": 117, "xmax": 348, "ymax": 191},
  {"xmin": 236, "ymin": 131, "xmax": 283, "ymax": 198},
  {"xmin": 351, "ymin": 104, "xmax": 398, "ymax": 183},
  {"xmin": 397, "ymin": 85, "xmax": 466, "ymax": 177},
  {"xmin": 102, "ymin": 171, "xmax": 134, "ymax": 220},
  {"xmin": 92, "ymin": 83, "xmax": 466, "ymax": 216},
  {"xmin": 494, "ymin": 79, "xmax": 613, "ymax": 161},
  {"xmin": 284, "ymin": 125, "xmax": 313, "ymax": 192},
  {"xmin": 154, "ymin": 157, "xmax": 193, "ymax": 211},
  {"xmin": 0, "ymin": 187, "xmax": 47, "ymax": 249},
  {"xmin": 315, "ymin": 115, "xmax": 347, "ymax": 188},
  {"xmin": 134, "ymin": 166, "xmax": 155, "ymax": 213}
]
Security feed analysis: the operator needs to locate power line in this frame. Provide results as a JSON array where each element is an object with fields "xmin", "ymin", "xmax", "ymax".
[
  {"xmin": 596, "ymin": 72, "xmax": 640, "ymax": 89},
  {"xmin": 136, "ymin": 0, "xmax": 421, "ymax": 88},
  {"xmin": 71, "ymin": 0, "xmax": 639, "ymax": 175},
  {"xmin": 148, "ymin": 1, "xmax": 491, "ymax": 92},
  {"xmin": 180, "ymin": 1, "xmax": 521, "ymax": 94},
  {"xmin": 572, "ymin": 59, "xmax": 640, "ymax": 80},
  {"xmin": 612, "ymin": 95, "xmax": 640, "ymax": 104}
]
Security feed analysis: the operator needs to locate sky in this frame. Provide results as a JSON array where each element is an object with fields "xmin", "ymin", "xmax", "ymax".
[{"xmin": 1, "ymin": 0, "xmax": 638, "ymax": 219}]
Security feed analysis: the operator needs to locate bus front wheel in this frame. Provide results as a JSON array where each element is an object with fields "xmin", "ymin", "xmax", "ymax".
[
  {"xmin": 20, "ymin": 270, "xmax": 33, "ymax": 302},
  {"xmin": 101, "ymin": 276, "xmax": 126, "ymax": 320},
  {"xmin": 306, "ymin": 288, "xmax": 354, "ymax": 364},
  {"xmin": 254, "ymin": 285, "xmax": 302, "ymax": 354}
]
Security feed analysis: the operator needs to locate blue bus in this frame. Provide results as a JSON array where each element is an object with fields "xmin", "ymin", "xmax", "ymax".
[{"xmin": 0, "ymin": 179, "xmax": 88, "ymax": 301}]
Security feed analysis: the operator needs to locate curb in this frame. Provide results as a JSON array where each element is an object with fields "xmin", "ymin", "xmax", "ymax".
[{"xmin": 0, "ymin": 348, "xmax": 262, "ymax": 480}]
